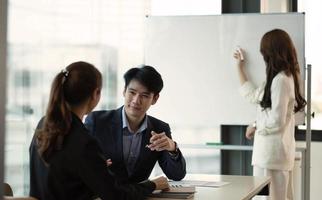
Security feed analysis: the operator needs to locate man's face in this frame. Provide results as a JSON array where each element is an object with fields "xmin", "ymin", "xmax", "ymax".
[{"xmin": 123, "ymin": 79, "xmax": 159, "ymax": 121}]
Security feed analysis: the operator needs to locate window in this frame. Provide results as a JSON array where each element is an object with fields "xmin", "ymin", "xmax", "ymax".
[
  {"xmin": 298, "ymin": 1, "xmax": 322, "ymax": 130},
  {"xmin": 6, "ymin": 0, "xmax": 149, "ymax": 195}
]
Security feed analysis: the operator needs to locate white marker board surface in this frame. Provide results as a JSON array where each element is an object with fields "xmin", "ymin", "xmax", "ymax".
[{"xmin": 145, "ymin": 13, "xmax": 305, "ymax": 126}]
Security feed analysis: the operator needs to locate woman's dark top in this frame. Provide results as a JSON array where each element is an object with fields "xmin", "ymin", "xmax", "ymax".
[{"xmin": 29, "ymin": 114, "xmax": 155, "ymax": 200}]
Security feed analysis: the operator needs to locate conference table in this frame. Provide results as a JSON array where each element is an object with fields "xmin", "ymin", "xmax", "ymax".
[{"xmin": 148, "ymin": 174, "xmax": 270, "ymax": 200}]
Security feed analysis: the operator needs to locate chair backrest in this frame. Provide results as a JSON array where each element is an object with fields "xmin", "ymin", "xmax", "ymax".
[
  {"xmin": 3, "ymin": 183, "xmax": 38, "ymax": 200},
  {"xmin": 3, "ymin": 182, "xmax": 13, "ymax": 196}
]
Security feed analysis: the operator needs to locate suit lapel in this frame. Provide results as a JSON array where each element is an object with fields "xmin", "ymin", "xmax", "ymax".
[{"xmin": 111, "ymin": 107, "xmax": 124, "ymax": 163}]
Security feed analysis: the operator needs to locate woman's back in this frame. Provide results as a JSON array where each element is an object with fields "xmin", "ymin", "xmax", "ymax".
[{"xmin": 46, "ymin": 114, "xmax": 110, "ymax": 199}]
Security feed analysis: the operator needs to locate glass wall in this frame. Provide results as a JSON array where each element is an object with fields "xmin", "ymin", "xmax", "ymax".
[{"xmin": 6, "ymin": 0, "xmax": 149, "ymax": 195}]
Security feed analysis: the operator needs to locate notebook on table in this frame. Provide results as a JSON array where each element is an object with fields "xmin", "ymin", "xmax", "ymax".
[{"xmin": 149, "ymin": 186, "xmax": 195, "ymax": 199}]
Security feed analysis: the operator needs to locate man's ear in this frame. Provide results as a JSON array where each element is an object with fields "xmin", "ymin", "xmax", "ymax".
[
  {"xmin": 93, "ymin": 88, "xmax": 101, "ymax": 101},
  {"xmin": 152, "ymin": 94, "xmax": 159, "ymax": 105},
  {"xmin": 123, "ymin": 87, "xmax": 126, "ymax": 97}
]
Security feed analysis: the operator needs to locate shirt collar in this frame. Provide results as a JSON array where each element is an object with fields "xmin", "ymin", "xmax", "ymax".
[{"xmin": 122, "ymin": 106, "xmax": 148, "ymax": 134}]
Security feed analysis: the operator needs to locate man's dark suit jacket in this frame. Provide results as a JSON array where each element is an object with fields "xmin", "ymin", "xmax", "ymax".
[
  {"xmin": 85, "ymin": 106, "xmax": 186, "ymax": 183},
  {"xmin": 29, "ymin": 114, "xmax": 155, "ymax": 200}
]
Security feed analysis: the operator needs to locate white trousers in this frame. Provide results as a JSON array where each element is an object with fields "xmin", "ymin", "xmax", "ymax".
[{"xmin": 252, "ymin": 166, "xmax": 294, "ymax": 200}]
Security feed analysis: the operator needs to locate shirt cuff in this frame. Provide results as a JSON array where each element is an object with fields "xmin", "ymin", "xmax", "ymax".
[
  {"xmin": 139, "ymin": 180, "xmax": 156, "ymax": 192},
  {"xmin": 168, "ymin": 142, "xmax": 180, "ymax": 159}
]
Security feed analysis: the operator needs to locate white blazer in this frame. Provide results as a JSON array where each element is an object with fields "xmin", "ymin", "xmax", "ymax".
[{"xmin": 239, "ymin": 71, "xmax": 296, "ymax": 170}]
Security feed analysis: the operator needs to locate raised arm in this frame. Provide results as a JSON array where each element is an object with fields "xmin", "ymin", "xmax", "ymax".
[
  {"xmin": 233, "ymin": 47, "xmax": 264, "ymax": 104},
  {"xmin": 233, "ymin": 48, "xmax": 258, "ymax": 140}
]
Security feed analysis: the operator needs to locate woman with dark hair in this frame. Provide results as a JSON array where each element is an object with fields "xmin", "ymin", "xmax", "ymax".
[
  {"xmin": 29, "ymin": 61, "xmax": 168, "ymax": 200},
  {"xmin": 233, "ymin": 29, "xmax": 306, "ymax": 200}
]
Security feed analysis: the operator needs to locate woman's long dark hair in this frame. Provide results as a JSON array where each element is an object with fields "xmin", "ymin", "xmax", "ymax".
[
  {"xmin": 260, "ymin": 29, "xmax": 306, "ymax": 113},
  {"xmin": 36, "ymin": 61, "xmax": 102, "ymax": 162}
]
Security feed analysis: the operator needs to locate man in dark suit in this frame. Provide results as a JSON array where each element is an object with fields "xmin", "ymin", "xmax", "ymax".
[{"xmin": 85, "ymin": 65, "xmax": 186, "ymax": 183}]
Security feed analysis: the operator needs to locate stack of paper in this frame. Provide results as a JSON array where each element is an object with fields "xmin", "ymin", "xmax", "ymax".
[{"xmin": 169, "ymin": 180, "xmax": 229, "ymax": 188}]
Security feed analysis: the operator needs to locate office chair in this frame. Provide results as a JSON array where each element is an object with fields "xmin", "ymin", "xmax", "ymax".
[
  {"xmin": 3, "ymin": 182, "xmax": 38, "ymax": 200},
  {"xmin": 3, "ymin": 197, "xmax": 37, "ymax": 200},
  {"xmin": 3, "ymin": 183, "xmax": 13, "ymax": 196}
]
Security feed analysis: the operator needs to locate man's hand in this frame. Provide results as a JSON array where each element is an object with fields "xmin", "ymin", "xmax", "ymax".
[
  {"xmin": 106, "ymin": 159, "xmax": 112, "ymax": 167},
  {"xmin": 147, "ymin": 131, "xmax": 176, "ymax": 152},
  {"xmin": 151, "ymin": 176, "xmax": 169, "ymax": 191}
]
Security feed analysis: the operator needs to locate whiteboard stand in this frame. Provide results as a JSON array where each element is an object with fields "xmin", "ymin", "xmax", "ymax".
[{"xmin": 305, "ymin": 64, "xmax": 312, "ymax": 200}]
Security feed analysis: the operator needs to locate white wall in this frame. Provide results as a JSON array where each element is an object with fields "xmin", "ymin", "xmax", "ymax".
[
  {"xmin": 309, "ymin": 142, "xmax": 322, "ymax": 200},
  {"xmin": 296, "ymin": 142, "xmax": 322, "ymax": 200}
]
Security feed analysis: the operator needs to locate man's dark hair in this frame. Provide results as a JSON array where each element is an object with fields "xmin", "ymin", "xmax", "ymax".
[{"xmin": 123, "ymin": 65, "xmax": 163, "ymax": 94}]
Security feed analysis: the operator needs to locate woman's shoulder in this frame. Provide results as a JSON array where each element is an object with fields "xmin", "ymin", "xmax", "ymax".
[
  {"xmin": 71, "ymin": 122, "xmax": 95, "ymax": 141},
  {"xmin": 273, "ymin": 71, "xmax": 293, "ymax": 84},
  {"xmin": 271, "ymin": 71, "xmax": 294, "ymax": 93},
  {"xmin": 67, "ymin": 118, "xmax": 97, "ymax": 149},
  {"xmin": 275, "ymin": 71, "xmax": 287, "ymax": 78}
]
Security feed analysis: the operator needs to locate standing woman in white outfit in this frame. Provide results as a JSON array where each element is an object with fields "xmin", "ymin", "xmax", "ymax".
[{"xmin": 233, "ymin": 29, "xmax": 306, "ymax": 200}]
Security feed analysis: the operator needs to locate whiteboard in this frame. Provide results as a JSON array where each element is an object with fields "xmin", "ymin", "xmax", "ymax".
[{"xmin": 145, "ymin": 13, "xmax": 305, "ymax": 126}]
